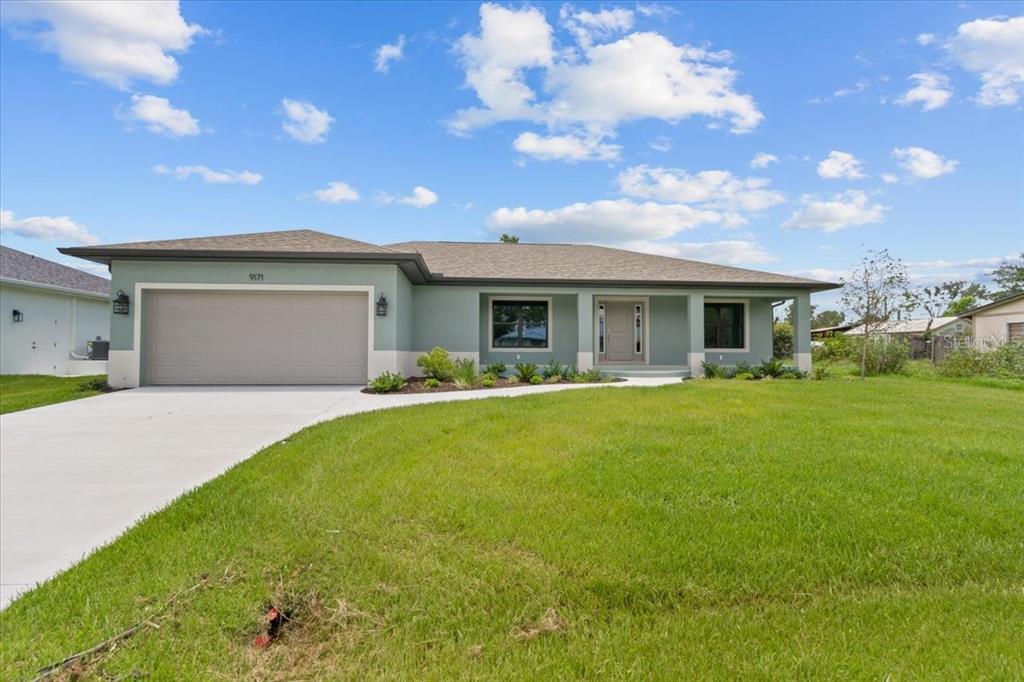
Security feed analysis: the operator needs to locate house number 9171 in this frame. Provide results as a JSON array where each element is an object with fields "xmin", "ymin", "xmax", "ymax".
[{"xmin": 249, "ymin": 273, "xmax": 264, "ymax": 281}]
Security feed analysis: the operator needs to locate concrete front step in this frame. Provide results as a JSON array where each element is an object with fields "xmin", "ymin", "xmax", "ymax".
[{"xmin": 599, "ymin": 366, "xmax": 692, "ymax": 379}]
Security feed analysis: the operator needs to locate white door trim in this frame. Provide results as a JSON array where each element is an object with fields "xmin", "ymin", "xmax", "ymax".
[
  {"xmin": 594, "ymin": 296, "xmax": 650, "ymax": 365},
  {"xmin": 131, "ymin": 283, "xmax": 375, "ymax": 385}
]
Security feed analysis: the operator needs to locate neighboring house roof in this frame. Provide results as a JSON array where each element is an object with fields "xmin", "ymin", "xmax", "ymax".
[
  {"xmin": 844, "ymin": 316, "xmax": 963, "ymax": 336},
  {"xmin": 955, "ymin": 292, "xmax": 1024, "ymax": 318},
  {"xmin": 811, "ymin": 324, "xmax": 853, "ymax": 333},
  {"xmin": 60, "ymin": 229, "xmax": 839, "ymax": 290},
  {"xmin": 1, "ymin": 245, "xmax": 110, "ymax": 298}
]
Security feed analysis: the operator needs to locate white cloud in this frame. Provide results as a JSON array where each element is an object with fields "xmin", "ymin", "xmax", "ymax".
[
  {"xmin": 749, "ymin": 152, "xmax": 778, "ymax": 169},
  {"xmin": 124, "ymin": 94, "xmax": 199, "ymax": 137},
  {"xmin": 280, "ymin": 98, "xmax": 334, "ymax": 143},
  {"xmin": 154, "ymin": 164, "xmax": 262, "ymax": 185},
  {"xmin": 895, "ymin": 72, "xmax": 953, "ymax": 111},
  {"xmin": 649, "ymin": 135, "xmax": 672, "ymax": 152},
  {"xmin": 513, "ymin": 131, "xmax": 620, "ymax": 162},
  {"xmin": 945, "ymin": 16, "xmax": 1024, "ymax": 106},
  {"xmin": 0, "ymin": 209, "xmax": 99, "ymax": 245},
  {"xmin": 374, "ymin": 35, "xmax": 405, "ymax": 73},
  {"xmin": 395, "ymin": 186, "xmax": 438, "ymax": 208},
  {"xmin": 628, "ymin": 239, "xmax": 777, "ymax": 265},
  {"xmin": 916, "ymin": 33, "xmax": 937, "ymax": 46},
  {"xmin": 1, "ymin": 0, "xmax": 204, "ymax": 89},
  {"xmin": 560, "ymin": 5, "xmax": 634, "ymax": 48},
  {"xmin": 636, "ymin": 3, "xmax": 678, "ymax": 19},
  {"xmin": 881, "ymin": 173, "xmax": 899, "ymax": 184},
  {"xmin": 487, "ymin": 199, "xmax": 720, "ymax": 242},
  {"xmin": 783, "ymin": 191, "xmax": 887, "ymax": 232},
  {"xmin": 617, "ymin": 165, "xmax": 785, "ymax": 213},
  {"xmin": 891, "ymin": 146, "xmax": 958, "ymax": 179},
  {"xmin": 311, "ymin": 181, "xmax": 360, "ymax": 203},
  {"xmin": 450, "ymin": 4, "xmax": 762, "ymax": 144},
  {"xmin": 833, "ymin": 78, "xmax": 870, "ymax": 97},
  {"xmin": 817, "ymin": 150, "xmax": 866, "ymax": 179}
]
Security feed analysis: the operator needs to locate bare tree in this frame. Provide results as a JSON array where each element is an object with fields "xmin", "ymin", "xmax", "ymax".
[{"xmin": 840, "ymin": 249, "xmax": 915, "ymax": 379}]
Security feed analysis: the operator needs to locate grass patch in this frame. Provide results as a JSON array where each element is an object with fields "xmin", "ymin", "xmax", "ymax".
[
  {"xmin": 2, "ymin": 378, "xmax": 1022, "ymax": 679},
  {"xmin": 0, "ymin": 374, "xmax": 110, "ymax": 414}
]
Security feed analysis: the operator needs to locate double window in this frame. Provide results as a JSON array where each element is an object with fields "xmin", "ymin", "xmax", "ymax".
[
  {"xmin": 704, "ymin": 302, "xmax": 745, "ymax": 349},
  {"xmin": 491, "ymin": 300, "xmax": 549, "ymax": 349}
]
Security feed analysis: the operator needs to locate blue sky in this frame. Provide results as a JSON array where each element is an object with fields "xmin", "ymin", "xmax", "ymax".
[{"xmin": 1, "ymin": 1, "xmax": 1021, "ymax": 309}]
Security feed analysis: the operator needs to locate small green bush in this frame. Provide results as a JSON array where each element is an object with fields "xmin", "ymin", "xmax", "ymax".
[
  {"xmin": 529, "ymin": 374, "xmax": 544, "ymax": 385},
  {"xmin": 574, "ymin": 367, "xmax": 604, "ymax": 383},
  {"xmin": 514, "ymin": 362, "xmax": 539, "ymax": 382},
  {"xmin": 758, "ymin": 357, "xmax": 786, "ymax": 378},
  {"xmin": 849, "ymin": 337, "xmax": 910, "ymax": 376},
  {"xmin": 417, "ymin": 347, "xmax": 456, "ymax": 381},
  {"xmin": 481, "ymin": 376, "xmax": 496, "ymax": 388},
  {"xmin": 777, "ymin": 373, "xmax": 798, "ymax": 380},
  {"xmin": 563, "ymin": 364, "xmax": 578, "ymax": 380},
  {"xmin": 773, "ymin": 322, "xmax": 794, "ymax": 358},
  {"xmin": 368, "ymin": 371, "xmax": 406, "ymax": 393},
  {"xmin": 734, "ymin": 372, "xmax": 755, "ymax": 381},
  {"xmin": 702, "ymin": 361, "xmax": 733, "ymax": 379},
  {"xmin": 545, "ymin": 375, "xmax": 562, "ymax": 383},
  {"xmin": 812, "ymin": 365, "xmax": 831, "ymax": 380},
  {"xmin": 423, "ymin": 377, "xmax": 442, "ymax": 390},
  {"xmin": 453, "ymin": 378, "xmax": 471, "ymax": 390},
  {"xmin": 813, "ymin": 335, "xmax": 851, "ymax": 363},
  {"xmin": 484, "ymin": 362, "xmax": 507, "ymax": 377},
  {"xmin": 506, "ymin": 375, "xmax": 521, "ymax": 385},
  {"xmin": 938, "ymin": 343, "xmax": 1024, "ymax": 380},
  {"xmin": 453, "ymin": 357, "xmax": 478, "ymax": 385},
  {"xmin": 543, "ymin": 361, "xmax": 564, "ymax": 379}
]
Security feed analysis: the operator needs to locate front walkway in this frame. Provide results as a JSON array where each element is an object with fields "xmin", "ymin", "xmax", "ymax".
[{"xmin": 0, "ymin": 377, "xmax": 677, "ymax": 606}]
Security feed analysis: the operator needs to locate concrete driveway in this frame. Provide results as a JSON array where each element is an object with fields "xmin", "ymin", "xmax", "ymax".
[{"xmin": 0, "ymin": 378, "xmax": 676, "ymax": 606}]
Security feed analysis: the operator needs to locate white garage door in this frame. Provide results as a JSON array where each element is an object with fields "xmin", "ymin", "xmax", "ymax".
[{"xmin": 145, "ymin": 291, "xmax": 368, "ymax": 385}]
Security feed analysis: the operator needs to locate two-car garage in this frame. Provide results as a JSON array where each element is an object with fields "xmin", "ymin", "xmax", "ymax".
[{"xmin": 144, "ymin": 290, "xmax": 369, "ymax": 385}]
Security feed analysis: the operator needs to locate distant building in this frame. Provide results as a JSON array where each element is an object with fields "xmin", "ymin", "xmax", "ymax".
[
  {"xmin": 843, "ymin": 316, "xmax": 971, "ymax": 339},
  {"xmin": 956, "ymin": 293, "xmax": 1024, "ymax": 351},
  {"xmin": 1, "ymin": 246, "xmax": 110, "ymax": 375}
]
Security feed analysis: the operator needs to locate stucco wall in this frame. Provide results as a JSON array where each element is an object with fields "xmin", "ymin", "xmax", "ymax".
[
  {"xmin": 0, "ymin": 282, "xmax": 109, "ymax": 375},
  {"xmin": 701, "ymin": 297, "xmax": 776, "ymax": 366},
  {"xmin": 971, "ymin": 297, "xmax": 1024, "ymax": 349}
]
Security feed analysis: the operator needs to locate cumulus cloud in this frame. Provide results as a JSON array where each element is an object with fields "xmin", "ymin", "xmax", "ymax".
[
  {"xmin": 944, "ymin": 16, "xmax": 1024, "ymax": 106},
  {"xmin": 895, "ymin": 72, "xmax": 953, "ymax": 111},
  {"xmin": 374, "ymin": 35, "xmax": 405, "ymax": 73},
  {"xmin": 398, "ymin": 186, "xmax": 439, "ymax": 208},
  {"xmin": 0, "ymin": 209, "xmax": 99, "ymax": 245},
  {"xmin": 311, "ymin": 181, "xmax": 360, "ymax": 203},
  {"xmin": 487, "ymin": 199, "xmax": 720, "ymax": 242},
  {"xmin": 749, "ymin": 152, "xmax": 778, "ymax": 169},
  {"xmin": 649, "ymin": 135, "xmax": 672, "ymax": 152},
  {"xmin": 513, "ymin": 131, "xmax": 620, "ymax": 162},
  {"xmin": 916, "ymin": 33, "xmax": 937, "ymax": 46},
  {"xmin": 0, "ymin": 0, "xmax": 204, "ymax": 89},
  {"xmin": 627, "ymin": 239, "xmax": 777, "ymax": 265},
  {"xmin": 154, "ymin": 164, "xmax": 262, "ymax": 185},
  {"xmin": 123, "ymin": 94, "xmax": 200, "ymax": 137},
  {"xmin": 617, "ymin": 166, "xmax": 785, "ymax": 214},
  {"xmin": 449, "ymin": 3, "xmax": 762, "ymax": 156},
  {"xmin": 817, "ymin": 151, "xmax": 865, "ymax": 180},
  {"xmin": 280, "ymin": 98, "xmax": 334, "ymax": 143},
  {"xmin": 783, "ymin": 191, "xmax": 887, "ymax": 232},
  {"xmin": 891, "ymin": 146, "xmax": 957, "ymax": 179}
]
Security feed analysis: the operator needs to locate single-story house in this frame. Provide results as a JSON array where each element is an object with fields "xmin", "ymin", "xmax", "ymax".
[
  {"xmin": 956, "ymin": 292, "xmax": 1024, "ymax": 350},
  {"xmin": 60, "ymin": 230, "xmax": 838, "ymax": 388},
  {"xmin": 843, "ymin": 316, "xmax": 972, "ymax": 339},
  {"xmin": 1, "ymin": 245, "xmax": 110, "ymax": 375},
  {"xmin": 811, "ymin": 324, "xmax": 852, "ymax": 340}
]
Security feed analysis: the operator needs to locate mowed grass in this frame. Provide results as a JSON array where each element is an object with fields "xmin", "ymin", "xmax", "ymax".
[
  {"xmin": 0, "ymin": 374, "xmax": 108, "ymax": 414},
  {"xmin": 2, "ymin": 378, "xmax": 1022, "ymax": 680}
]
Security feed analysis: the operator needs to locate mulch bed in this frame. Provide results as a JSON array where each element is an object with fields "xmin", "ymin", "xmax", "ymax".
[{"xmin": 363, "ymin": 376, "xmax": 621, "ymax": 395}]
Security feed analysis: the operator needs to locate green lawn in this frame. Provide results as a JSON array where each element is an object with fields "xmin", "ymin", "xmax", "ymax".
[
  {"xmin": 2, "ymin": 378, "xmax": 1022, "ymax": 679},
  {"xmin": 0, "ymin": 374, "xmax": 109, "ymax": 414}
]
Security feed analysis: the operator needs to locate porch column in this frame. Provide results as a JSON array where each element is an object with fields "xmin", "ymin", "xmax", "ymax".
[
  {"xmin": 577, "ymin": 293, "xmax": 594, "ymax": 370},
  {"xmin": 792, "ymin": 291, "xmax": 812, "ymax": 372},
  {"xmin": 687, "ymin": 293, "xmax": 705, "ymax": 377}
]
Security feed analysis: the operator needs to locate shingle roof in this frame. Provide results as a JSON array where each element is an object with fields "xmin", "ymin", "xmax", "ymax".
[
  {"xmin": 955, "ymin": 292, "xmax": 1024, "ymax": 318},
  {"xmin": 389, "ymin": 241, "xmax": 831, "ymax": 287},
  {"xmin": 1, "ymin": 245, "xmax": 109, "ymax": 296},
  {"xmin": 844, "ymin": 316, "xmax": 963, "ymax": 335},
  {"xmin": 75, "ymin": 229, "xmax": 397, "ymax": 254}
]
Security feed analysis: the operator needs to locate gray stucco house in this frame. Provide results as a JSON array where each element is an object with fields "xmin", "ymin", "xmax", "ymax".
[{"xmin": 61, "ymin": 230, "xmax": 837, "ymax": 388}]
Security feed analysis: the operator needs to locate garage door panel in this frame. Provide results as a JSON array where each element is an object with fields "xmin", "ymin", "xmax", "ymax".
[{"xmin": 146, "ymin": 291, "xmax": 368, "ymax": 385}]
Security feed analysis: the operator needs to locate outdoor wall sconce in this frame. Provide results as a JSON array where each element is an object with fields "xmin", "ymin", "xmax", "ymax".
[
  {"xmin": 112, "ymin": 290, "xmax": 130, "ymax": 315},
  {"xmin": 12, "ymin": 309, "xmax": 23, "ymax": 323},
  {"xmin": 375, "ymin": 293, "xmax": 388, "ymax": 317}
]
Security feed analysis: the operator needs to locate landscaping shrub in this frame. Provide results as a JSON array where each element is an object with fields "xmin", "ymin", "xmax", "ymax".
[
  {"xmin": 453, "ymin": 378, "xmax": 471, "ymax": 390},
  {"xmin": 483, "ymin": 362, "xmax": 507, "ymax": 377},
  {"xmin": 423, "ymin": 377, "xmax": 441, "ymax": 390},
  {"xmin": 812, "ymin": 365, "xmax": 831, "ymax": 380},
  {"xmin": 481, "ymin": 376, "xmax": 496, "ymax": 388},
  {"xmin": 545, "ymin": 375, "xmax": 561, "ymax": 384},
  {"xmin": 506, "ymin": 375, "xmax": 521, "ymax": 385},
  {"xmin": 543, "ymin": 361, "xmax": 564, "ymax": 380},
  {"xmin": 758, "ymin": 357, "xmax": 786, "ymax": 378},
  {"xmin": 529, "ymin": 375, "xmax": 544, "ymax": 385},
  {"xmin": 702, "ymin": 361, "xmax": 732, "ymax": 379},
  {"xmin": 514, "ymin": 362, "xmax": 539, "ymax": 382},
  {"xmin": 453, "ymin": 357, "xmax": 478, "ymax": 385},
  {"xmin": 563, "ymin": 364, "xmax": 578, "ymax": 381},
  {"xmin": 813, "ymin": 334, "xmax": 851, "ymax": 363},
  {"xmin": 368, "ymin": 371, "xmax": 406, "ymax": 393},
  {"xmin": 938, "ymin": 343, "xmax": 1024, "ymax": 380},
  {"xmin": 734, "ymin": 372, "xmax": 755, "ymax": 381},
  {"xmin": 417, "ymin": 347, "xmax": 456, "ymax": 381},
  {"xmin": 773, "ymin": 322, "xmax": 794, "ymax": 358},
  {"xmin": 849, "ymin": 337, "xmax": 910, "ymax": 376},
  {"xmin": 573, "ymin": 367, "xmax": 605, "ymax": 383}
]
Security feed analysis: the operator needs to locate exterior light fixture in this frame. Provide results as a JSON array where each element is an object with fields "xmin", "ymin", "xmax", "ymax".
[
  {"xmin": 112, "ymin": 290, "xmax": 130, "ymax": 315},
  {"xmin": 375, "ymin": 293, "xmax": 388, "ymax": 317},
  {"xmin": 12, "ymin": 309, "xmax": 23, "ymax": 323}
]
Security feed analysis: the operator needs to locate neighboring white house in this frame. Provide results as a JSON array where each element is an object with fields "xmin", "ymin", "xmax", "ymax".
[
  {"xmin": 956, "ymin": 293, "xmax": 1024, "ymax": 351},
  {"xmin": 1, "ymin": 245, "xmax": 110, "ymax": 375},
  {"xmin": 843, "ymin": 316, "xmax": 971, "ymax": 339}
]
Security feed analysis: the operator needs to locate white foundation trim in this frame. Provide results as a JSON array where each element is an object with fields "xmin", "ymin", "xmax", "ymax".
[
  {"xmin": 125, "ymin": 283, "xmax": 376, "ymax": 388},
  {"xmin": 576, "ymin": 352, "xmax": 594, "ymax": 372},
  {"xmin": 688, "ymin": 352, "xmax": 706, "ymax": 377},
  {"xmin": 795, "ymin": 352, "xmax": 812, "ymax": 372}
]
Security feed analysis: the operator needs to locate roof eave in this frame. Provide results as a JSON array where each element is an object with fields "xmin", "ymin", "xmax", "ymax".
[
  {"xmin": 0, "ymin": 276, "xmax": 109, "ymax": 300},
  {"xmin": 427, "ymin": 274, "xmax": 840, "ymax": 291}
]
